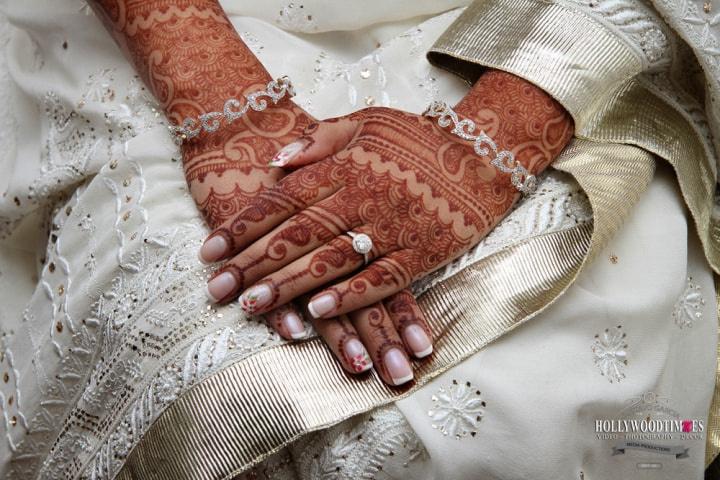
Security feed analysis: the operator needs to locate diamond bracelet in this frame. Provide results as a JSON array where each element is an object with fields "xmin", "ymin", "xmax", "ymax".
[
  {"xmin": 423, "ymin": 101, "xmax": 537, "ymax": 194},
  {"xmin": 168, "ymin": 76, "xmax": 295, "ymax": 143}
]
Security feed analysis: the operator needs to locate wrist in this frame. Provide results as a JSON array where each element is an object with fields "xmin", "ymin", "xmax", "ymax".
[
  {"xmin": 91, "ymin": 0, "xmax": 272, "ymax": 124},
  {"xmin": 454, "ymin": 69, "xmax": 574, "ymax": 179},
  {"xmin": 171, "ymin": 76, "xmax": 296, "ymax": 144},
  {"xmin": 164, "ymin": 41, "xmax": 272, "ymax": 123}
]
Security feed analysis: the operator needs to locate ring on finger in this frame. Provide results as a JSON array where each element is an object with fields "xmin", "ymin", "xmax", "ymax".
[{"xmin": 347, "ymin": 231, "xmax": 372, "ymax": 265}]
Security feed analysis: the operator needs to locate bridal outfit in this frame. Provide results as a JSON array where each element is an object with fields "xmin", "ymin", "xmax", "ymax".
[{"xmin": 0, "ymin": 0, "xmax": 719, "ymax": 478}]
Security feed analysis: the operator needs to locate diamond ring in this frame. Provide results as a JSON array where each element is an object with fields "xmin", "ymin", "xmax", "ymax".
[{"xmin": 347, "ymin": 232, "xmax": 373, "ymax": 265}]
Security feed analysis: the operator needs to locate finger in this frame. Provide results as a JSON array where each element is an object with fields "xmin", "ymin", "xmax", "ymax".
[
  {"xmin": 236, "ymin": 226, "xmax": 383, "ymax": 314},
  {"xmin": 384, "ymin": 290, "xmax": 433, "ymax": 358},
  {"xmin": 206, "ymin": 191, "xmax": 363, "ymax": 304},
  {"xmin": 310, "ymin": 312, "xmax": 373, "ymax": 374},
  {"xmin": 236, "ymin": 223, "xmax": 384, "ymax": 314},
  {"xmin": 264, "ymin": 303, "xmax": 308, "ymax": 340},
  {"xmin": 199, "ymin": 161, "xmax": 342, "ymax": 264},
  {"xmin": 306, "ymin": 250, "xmax": 415, "ymax": 319},
  {"xmin": 350, "ymin": 303, "xmax": 413, "ymax": 386},
  {"xmin": 268, "ymin": 117, "xmax": 359, "ymax": 169}
]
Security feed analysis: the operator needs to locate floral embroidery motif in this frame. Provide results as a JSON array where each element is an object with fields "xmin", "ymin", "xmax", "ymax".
[
  {"xmin": 78, "ymin": 68, "xmax": 116, "ymax": 108},
  {"xmin": 428, "ymin": 379, "xmax": 486, "ymax": 439},
  {"xmin": 276, "ymin": 3, "xmax": 318, "ymax": 32},
  {"xmin": 564, "ymin": 190, "xmax": 593, "ymax": 224},
  {"xmin": 672, "ymin": 277, "xmax": 705, "ymax": 328},
  {"xmin": 292, "ymin": 405, "xmax": 428, "ymax": 479},
  {"xmin": 289, "ymin": 10, "xmax": 463, "ymax": 115},
  {"xmin": 592, "ymin": 325, "xmax": 628, "ymax": 383},
  {"xmin": 639, "ymin": 27, "xmax": 669, "ymax": 63},
  {"xmin": 564, "ymin": 0, "xmax": 672, "ymax": 67}
]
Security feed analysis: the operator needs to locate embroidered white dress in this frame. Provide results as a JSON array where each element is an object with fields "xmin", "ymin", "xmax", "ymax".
[{"xmin": 0, "ymin": 1, "xmax": 716, "ymax": 479}]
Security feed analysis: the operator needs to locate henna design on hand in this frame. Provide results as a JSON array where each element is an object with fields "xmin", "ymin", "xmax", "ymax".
[
  {"xmin": 384, "ymin": 289, "xmax": 431, "ymax": 338},
  {"xmin": 89, "ymin": 0, "xmax": 314, "ymax": 229},
  {"xmin": 210, "ymin": 70, "xmax": 573, "ymax": 316}
]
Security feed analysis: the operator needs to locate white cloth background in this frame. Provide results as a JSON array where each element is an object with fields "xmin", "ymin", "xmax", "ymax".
[{"xmin": 0, "ymin": 1, "xmax": 715, "ymax": 479}]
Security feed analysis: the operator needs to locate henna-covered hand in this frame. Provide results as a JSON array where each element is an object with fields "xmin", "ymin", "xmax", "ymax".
[
  {"xmin": 88, "ymin": 0, "xmax": 432, "ymax": 385},
  {"xmin": 88, "ymin": 0, "xmax": 313, "ymax": 227},
  {"xmin": 200, "ymin": 70, "xmax": 573, "ymax": 383}
]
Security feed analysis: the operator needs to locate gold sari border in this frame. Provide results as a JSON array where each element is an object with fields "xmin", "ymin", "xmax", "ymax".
[
  {"xmin": 118, "ymin": 225, "xmax": 591, "ymax": 480},
  {"xmin": 118, "ymin": 139, "xmax": 657, "ymax": 479},
  {"xmin": 705, "ymin": 273, "xmax": 720, "ymax": 467},
  {"xmin": 575, "ymin": 78, "xmax": 720, "ymax": 273},
  {"xmin": 427, "ymin": 0, "xmax": 642, "ymax": 131},
  {"xmin": 429, "ymin": 0, "xmax": 718, "ymax": 272}
]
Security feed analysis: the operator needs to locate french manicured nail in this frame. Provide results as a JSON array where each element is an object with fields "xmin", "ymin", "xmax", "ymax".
[
  {"xmin": 282, "ymin": 311, "xmax": 306, "ymax": 340},
  {"xmin": 307, "ymin": 293, "xmax": 336, "ymax": 318},
  {"xmin": 268, "ymin": 140, "xmax": 305, "ymax": 167},
  {"xmin": 384, "ymin": 348, "xmax": 413, "ymax": 385},
  {"xmin": 345, "ymin": 338, "xmax": 372, "ymax": 373},
  {"xmin": 206, "ymin": 272, "xmax": 237, "ymax": 303},
  {"xmin": 199, "ymin": 235, "xmax": 228, "ymax": 264},
  {"xmin": 239, "ymin": 284, "xmax": 273, "ymax": 314},
  {"xmin": 404, "ymin": 324, "xmax": 433, "ymax": 358}
]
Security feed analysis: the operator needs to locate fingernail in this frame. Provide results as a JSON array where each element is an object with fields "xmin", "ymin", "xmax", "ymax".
[
  {"xmin": 239, "ymin": 284, "xmax": 273, "ymax": 314},
  {"xmin": 345, "ymin": 338, "xmax": 372, "ymax": 372},
  {"xmin": 307, "ymin": 293, "xmax": 336, "ymax": 318},
  {"xmin": 268, "ymin": 140, "xmax": 305, "ymax": 167},
  {"xmin": 384, "ymin": 348, "xmax": 413, "ymax": 385},
  {"xmin": 404, "ymin": 324, "xmax": 433, "ymax": 358},
  {"xmin": 282, "ymin": 311, "xmax": 306, "ymax": 340},
  {"xmin": 199, "ymin": 235, "xmax": 228, "ymax": 264},
  {"xmin": 206, "ymin": 272, "xmax": 238, "ymax": 303}
]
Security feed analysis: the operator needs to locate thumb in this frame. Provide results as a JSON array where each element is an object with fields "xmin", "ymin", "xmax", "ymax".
[{"xmin": 268, "ymin": 116, "xmax": 359, "ymax": 169}]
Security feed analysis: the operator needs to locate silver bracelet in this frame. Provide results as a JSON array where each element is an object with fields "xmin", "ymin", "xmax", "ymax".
[
  {"xmin": 423, "ymin": 101, "xmax": 537, "ymax": 194},
  {"xmin": 169, "ymin": 76, "xmax": 295, "ymax": 143}
]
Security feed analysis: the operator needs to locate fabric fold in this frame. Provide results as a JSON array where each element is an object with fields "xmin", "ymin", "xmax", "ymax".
[{"xmin": 427, "ymin": 0, "xmax": 642, "ymax": 130}]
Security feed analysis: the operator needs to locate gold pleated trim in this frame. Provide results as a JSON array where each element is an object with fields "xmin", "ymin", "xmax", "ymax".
[
  {"xmin": 427, "ymin": 0, "xmax": 642, "ymax": 131},
  {"xmin": 706, "ymin": 274, "xmax": 720, "ymax": 467},
  {"xmin": 121, "ymin": 227, "xmax": 590, "ymax": 480},
  {"xmin": 576, "ymin": 78, "xmax": 719, "ymax": 273},
  {"xmin": 553, "ymin": 139, "xmax": 655, "ymax": 258},
  {"xmin": 429, "ymin": 0, "xmax": 718, "ymax": 274},
  {"xmin": 118, "ymin": 139, "xmax": 656, "ymax": 479}
]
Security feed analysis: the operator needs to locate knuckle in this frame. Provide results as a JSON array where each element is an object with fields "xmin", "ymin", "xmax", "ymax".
[
  {"xmin": 385, "ymin": 290, "xmax": 415, "ymax": 311},
  {"xmin": 266, "ymin": 220, "xmax": 315, "ymax": 256},
  {"xmin": 308, "ymin": 250, "xmax": 352, "ymax": 278},
  {"xmin": 274, "ymin": 171, "xmax": 309, "ymax": 199}
]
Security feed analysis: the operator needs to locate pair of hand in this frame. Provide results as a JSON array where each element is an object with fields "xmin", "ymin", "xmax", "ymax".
[
  {"xmin": 88, "ymin": 0, "xmax": 572, "ymax": 387},
  {"xmin": 188, "ymin": 97, "xmax": 436, "ymax": 385},
  {"xmin": 189, "ymin": 70, "xmax": 573, "ymax": 386}
]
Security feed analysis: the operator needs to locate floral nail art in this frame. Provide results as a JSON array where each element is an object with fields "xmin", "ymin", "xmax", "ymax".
[
  {"xmin": 350, "ymin": 352, "xmax": 372, "ymax": 372},
  {"xmin": 239, "ymin": 285, "xmax": 272, "ymax": 314},
  {"xmin": 240, "ymin": 292, "xmax": 260, "ymax": 313}
]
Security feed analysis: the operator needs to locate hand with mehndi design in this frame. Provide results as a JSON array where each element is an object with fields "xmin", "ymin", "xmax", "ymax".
[
  {"xmin": 200, "ymin": 70, "xmax": 574, "ymax": 385},
  {"xmin": 88, "ymin": 0, "xmax": 434, "ymax": 384}
]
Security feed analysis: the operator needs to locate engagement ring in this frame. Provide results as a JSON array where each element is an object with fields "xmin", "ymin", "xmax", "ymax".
[{"xmin": 347, "ymin": 232, "xmax": 373, "ymax": 265}]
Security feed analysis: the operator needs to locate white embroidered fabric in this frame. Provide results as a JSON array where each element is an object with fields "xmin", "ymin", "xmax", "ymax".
[{"xmin": 0, "ymin": 1, "xmax": 716, "ymax": 479}]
